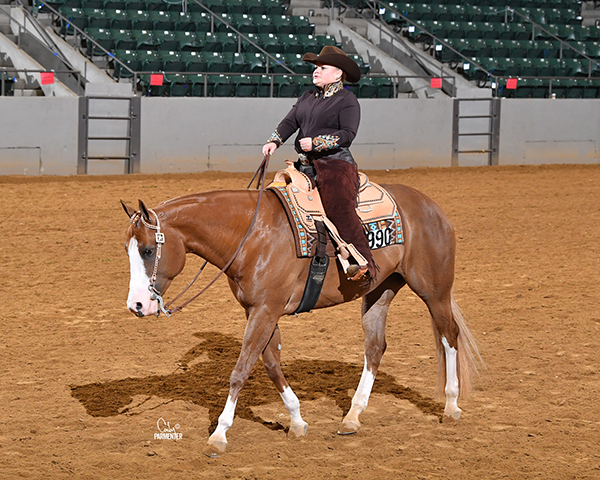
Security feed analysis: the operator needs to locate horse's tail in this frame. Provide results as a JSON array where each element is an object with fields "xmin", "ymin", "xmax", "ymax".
[{"xmin": 435, "ymin": 294, "xmax": 484, "ymax": 400}]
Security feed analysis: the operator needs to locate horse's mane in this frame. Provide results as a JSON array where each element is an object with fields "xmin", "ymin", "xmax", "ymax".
[{"xmin": 157, "ymin": 189, "xmax": 252, "ymax": 209}]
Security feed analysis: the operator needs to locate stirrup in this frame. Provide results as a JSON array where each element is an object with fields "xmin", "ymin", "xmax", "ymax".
[{"xmin": 347, "ymin": 265, "xmax": 369, "ymax": 281}]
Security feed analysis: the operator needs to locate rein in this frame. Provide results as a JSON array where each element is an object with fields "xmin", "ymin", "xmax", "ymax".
[{"xmin": 140, "ymin": 155, "xmax": 271, "ymax": 317}]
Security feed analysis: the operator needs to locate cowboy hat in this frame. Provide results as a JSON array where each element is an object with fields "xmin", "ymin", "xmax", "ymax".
[{"xmin": 302, "ymin": 46, "xmax": 361, "ymax": 83}]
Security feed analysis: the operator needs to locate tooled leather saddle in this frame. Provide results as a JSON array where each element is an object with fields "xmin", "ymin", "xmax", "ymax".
[{"xmin": 268, "ymin": 163, "xmax": 404, "ymax": 262}]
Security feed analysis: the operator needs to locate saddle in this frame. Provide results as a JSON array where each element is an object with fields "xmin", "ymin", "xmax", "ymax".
[{"xmin": 268, "ymin": 162, "xmax": 403, "ymax": 275}]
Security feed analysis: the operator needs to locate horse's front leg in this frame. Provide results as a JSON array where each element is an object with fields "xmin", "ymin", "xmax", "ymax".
[
  {"xmin": 262, "ymin": 325, "xmax": 308, "ymax": 438},
  {"xmin": 339, "ymin": 277, "xmax": 404, "ymax": 435},
  {"xmin": 204, "ymin": 308, "xmax": 280, "ymax": 457}
]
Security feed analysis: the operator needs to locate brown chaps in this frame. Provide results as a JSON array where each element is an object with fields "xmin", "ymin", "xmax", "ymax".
[{"xmin": 313, "ymin": 158, "xmax": 377, "ymax": 278}]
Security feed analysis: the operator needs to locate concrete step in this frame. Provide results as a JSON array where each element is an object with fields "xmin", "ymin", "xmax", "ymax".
[
  {"xmin": 292, "ymin": 7, "xmax": 330, "ymax": 19},
  {"xmin": 339, "ymin": 17, "xmax": 368, "ymax": 37},
  {"xmin": 289, "ymin": 0, "xmax": 322, "ymax": 9}
]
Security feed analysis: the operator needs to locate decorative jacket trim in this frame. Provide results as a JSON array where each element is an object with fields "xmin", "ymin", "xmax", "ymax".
[
  {"xmin": 316, "ymin": 80, "xmax": 344, "ymax": 98},
  {"xmin": 267, "ymin": 129, "xmax": 283, "ymax": 147},
  {"xmin": 312, "ymin": 134, "xmax": 341, "ymax": 152}
]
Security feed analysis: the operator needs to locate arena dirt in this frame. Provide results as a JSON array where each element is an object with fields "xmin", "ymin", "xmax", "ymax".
[{"xmin": 1, "ymin": 163, "xmax": 599, "ymax": 479}]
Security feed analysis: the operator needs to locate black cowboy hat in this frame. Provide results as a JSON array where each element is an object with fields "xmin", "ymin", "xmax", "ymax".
[{"xmin": 302, "ymin": 46, "xmax": 361, "ymax": 83}]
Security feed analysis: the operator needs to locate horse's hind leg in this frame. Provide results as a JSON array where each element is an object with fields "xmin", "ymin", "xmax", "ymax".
[
  {"xmin": 262, "ymin": 325, "xmax": 308, "ymax": 438},
  {"xmin": 338, "ymin": 274, "xmax": 405, "ymax": 435},
  {"xmin": 426, "ymin": 294, "xmax": 462, "ymax": 419}
]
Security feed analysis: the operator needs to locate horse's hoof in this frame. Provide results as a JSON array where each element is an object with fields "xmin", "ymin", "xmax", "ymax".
[
  {"xmin": 443, "ymin": 409, "xmax": 462, "ymax": 422},
  {"xmin": 288, "ymin": 422, "xmax": 308, "ymax": 439},
  {"xmin": 203, "ymin": 441, "xmax": 227, "ymax": 458},
  {"xmin": 337, "ymin": 420, "xmax": 360, "ymax": 435}
]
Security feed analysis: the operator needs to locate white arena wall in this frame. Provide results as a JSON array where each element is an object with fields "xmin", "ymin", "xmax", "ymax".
[{"xmin": 0, "ymin": 97, "xmax": 598, "ymax": 176}]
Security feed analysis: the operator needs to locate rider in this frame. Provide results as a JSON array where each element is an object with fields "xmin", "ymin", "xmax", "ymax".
[{"xmin": 262, "ymin": 46, "xmax": 376, "ymax": 281}]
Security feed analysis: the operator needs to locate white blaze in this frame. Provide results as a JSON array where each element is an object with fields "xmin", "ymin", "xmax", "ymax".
[{"xmin": 126, "ymin": 237, "xmax": 158, "ymax": 316}]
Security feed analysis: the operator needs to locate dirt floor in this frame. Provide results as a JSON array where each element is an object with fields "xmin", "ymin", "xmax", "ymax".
[{"xmin": 1, "ymin": 163, "xmax": 599, "ymax": 479}]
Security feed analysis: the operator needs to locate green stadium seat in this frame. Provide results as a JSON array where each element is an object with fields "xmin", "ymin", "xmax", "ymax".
[
  {"xmin": 277, "ymin": 75, "xmax": 300, "ymax": 97},
  {"xmin": 283, "ymin": 53, "xmax": 312, "ymax": 74},
  {"xmin": 212, "ymin": 74, "xmax": 237, "ymax": 96},
  {"xmin": 236, "ymin": 0, "xmax": 262, "ymax": 15},
  {"xmin": 257, "ymin": 74, "xmax": 276, "ymax": 97},
  {"xmin": 242, "ymin": 52, "xmax": 266, "ymax": 73},
  {"xmin": 85, "ymin": 31, "xmax": 114, "ymax": 56},
  {"xmin": 230, "ymin": 13, "xmax": 256, "ymax": 33},
  {"xmin": 82, "ymin": 6, "xmax": 105, "ymax": 22},
  {"xmin": 223, "ymin": 52, "xmax": 248, "ymax": 72},
  {"xmin": 357, "ymin": 77, "xmax": 378, "ymax": 98},
  {"xmin": 112, "ymin": 50, "xmax": 141, "ymax": 79},
  {"xmin": 153, "ymin": 29, "xmax": 176, "ymax": 44},
  {"xmin": 59, "ymin": 7, "xmax": 87, "ymax": 34},
  {"xmin": 213, "ymin": 13, "xmax": 235, "ymax": 32},
  {"xmin": 235, "ymin": 75, "xmax": 259, "ymax": 97},
  {"xmin": 200, "ymin": 51, "xmax": 230, "ymax": 72},
  {"xmin": 126, "ymin": 8, "xmax": 149, "ymax": 22},
  {"xmin": 263, "ymin": 0, "xmax": 285, "ymax": 16},
  {"xmin": 373, "ymin": 76, "xmax": 395, "ymax": 98},
  {"xmin": 565, "ymin": 79, "xmax": 585, "ymax": 99},
  {"xmin": 173, "ymin": 30, "xmax": 198, "ymax": 49},
  {"xmin": 287, "ymin": 15, "xmax": 314, "ymax": 35},
  {"xmin": 227, "ymin": 0, "xmax": 247, "ymax": 15},
  {"xmin": 297, "ymin": 75, "xmax": 314, "ymax": 95},
  {"xmin": 140, "ymin": 73, "xmax": 170, "ymax": 96},
  {"xmin": 169, "ymin": 75, "xmax": 192, "ymax": 97},
  {"xmin": 248, "ymin": 33, "xmax": 282, "ymax": 54},
  {"xmin": 132, "ymin": 29, "xmax": 156, "ymax": 46},
  {"xmin": 85, "ymin": 25, "xmax": 111, "ymax": 43},
  {"xmin": 278, "ymin": 34, "xmax": 303, "ymax": 55}
]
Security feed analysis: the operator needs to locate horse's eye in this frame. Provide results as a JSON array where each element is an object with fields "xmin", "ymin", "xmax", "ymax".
[{"xmin": 141, "ymin": 248, "xmax": 154, "ymax": 258}]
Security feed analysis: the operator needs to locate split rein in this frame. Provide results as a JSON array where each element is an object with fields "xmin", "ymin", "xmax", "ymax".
[{"xmin": 135, "ymin": 155, "xmax": 271, "ymax": 317}]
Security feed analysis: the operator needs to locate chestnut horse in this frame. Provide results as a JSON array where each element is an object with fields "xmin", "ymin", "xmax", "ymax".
[{"xmin": 122, "ymin": 182, "xmax": 480, "ymax": 457}]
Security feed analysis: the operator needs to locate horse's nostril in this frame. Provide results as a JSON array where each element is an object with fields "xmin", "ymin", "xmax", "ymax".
[{"xmin": 135, "ymin": 302, "xmax": 143, "ymax": 311}]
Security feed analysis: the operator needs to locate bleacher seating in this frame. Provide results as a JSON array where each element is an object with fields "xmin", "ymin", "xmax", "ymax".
[
  {"xmin": 40, "ymin": 0, "xmax": 387, "ymax": 97},
  {"xmin": 379, "ymin": 0, "xmax": 600, "ymax": 98}
]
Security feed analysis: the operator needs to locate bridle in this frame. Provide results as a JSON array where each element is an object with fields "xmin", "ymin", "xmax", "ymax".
[
  {"xmin": 130, "ymin": 207, "xmax": 171, "ymax": 316},
  {"xmin": 130, "ymin": 155, "xmax": 270, "ymax": 317}
]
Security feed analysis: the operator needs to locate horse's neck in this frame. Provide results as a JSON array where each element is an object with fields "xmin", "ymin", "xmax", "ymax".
[{"xmin": 163, "ymin": 190, "xmax": 257, "ymax": 269}]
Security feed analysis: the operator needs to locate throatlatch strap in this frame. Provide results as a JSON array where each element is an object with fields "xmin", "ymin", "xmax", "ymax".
[{"xmin": 294, "ymin": 220, "xmax": 329, "ymax": 314}]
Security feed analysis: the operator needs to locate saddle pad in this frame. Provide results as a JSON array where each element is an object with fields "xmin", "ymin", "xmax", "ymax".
[{"xmin": 268, "ymin": 170, "xmax": 403, "ymax": 258}]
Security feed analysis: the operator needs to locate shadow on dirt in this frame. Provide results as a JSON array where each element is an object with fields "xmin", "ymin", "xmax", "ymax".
[{"xmin": 71, "ymin": 332, "xmax": 443, "ymax": 433}]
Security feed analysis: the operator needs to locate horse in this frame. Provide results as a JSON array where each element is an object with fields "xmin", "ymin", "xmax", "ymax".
[{"xmin": 121, "ymin": 179, "xmax": 480, "ymax": 457}]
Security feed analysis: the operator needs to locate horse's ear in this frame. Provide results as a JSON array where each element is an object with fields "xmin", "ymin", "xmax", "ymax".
[
  {"xmin": 120, "ymin": 200, "xmax": 136, "ymax": 219},
  {"xmin": 138, "ymin": 199, "xmax": 151, "ymax": 222}
]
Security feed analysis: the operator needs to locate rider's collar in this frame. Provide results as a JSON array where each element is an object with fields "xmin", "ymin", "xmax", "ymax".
[{"xmin": 315, "ymin": 80, "xmax": 344, "ymax": 98}]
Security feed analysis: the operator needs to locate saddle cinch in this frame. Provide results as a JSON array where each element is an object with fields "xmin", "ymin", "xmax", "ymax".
[{"xmin": 268, "ymin": 161, "xmax": 404, "ymax": 277}]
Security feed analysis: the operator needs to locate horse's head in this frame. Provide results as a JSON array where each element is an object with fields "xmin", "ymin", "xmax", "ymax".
[{"xmin": 122, "ymin": 200, "xmax": 187, "ymax": 317}]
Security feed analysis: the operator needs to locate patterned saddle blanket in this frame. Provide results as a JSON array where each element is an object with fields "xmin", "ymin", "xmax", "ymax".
[{"xmin": 268, "ymin": 164, "xmax": 404, "ymax": 259}]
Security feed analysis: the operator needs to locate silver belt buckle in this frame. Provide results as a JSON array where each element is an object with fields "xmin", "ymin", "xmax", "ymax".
[{"xmin": 298, "ymin": 153, "xmax": 310, "ymax": 165}]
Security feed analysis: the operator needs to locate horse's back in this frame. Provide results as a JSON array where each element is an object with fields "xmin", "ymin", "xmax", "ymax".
[{"xmin": 382, "ymin": 183, "xmax": 455, "ymax": 239}]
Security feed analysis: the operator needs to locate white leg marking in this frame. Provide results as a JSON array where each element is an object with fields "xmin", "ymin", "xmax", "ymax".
[
  {"xmin": 280, "ymin": 386, "xmax": 308, "ymax": 437},
  {"xmin": 209, "ymin": 395, "xmax": 238, "ymax": 446},
  {"xmin": 126, "ymin": 238, "xmax": 157, "ymax": 316},
  {"xmin": 442, "ymin": 336, "xmax": 461, "ymax": 419},
  {"xmin": 339, "ymin": 357, "xmax": 375, "ymax": 434},
  {"xmin": 352, "ymin": 359, "xmax": 376, "ymax": 414}
]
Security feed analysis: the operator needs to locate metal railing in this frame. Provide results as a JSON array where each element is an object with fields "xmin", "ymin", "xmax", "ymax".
[
  {"xmin": 32, "ymin": 0, "xmax": 299, "ymax": 94},
  {"xmin": 0, "ymin": 67, "xmax": 82, "ymax": 95},
  {"xmin": 356, "ymin": 0, "xmax": 600, "ymax": 96}
]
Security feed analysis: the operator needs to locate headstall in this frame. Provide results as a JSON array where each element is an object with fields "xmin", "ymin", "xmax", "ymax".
[
  {"xmin": 131, "ymin": 208, "xmax": 172, "ymax": 317},
  {"xmin": 129, "ymin": 154, "xmax": 270, "ymax": 318}
]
